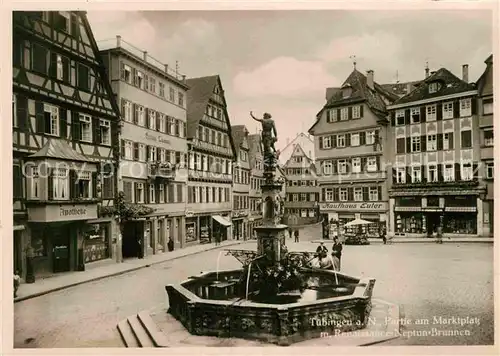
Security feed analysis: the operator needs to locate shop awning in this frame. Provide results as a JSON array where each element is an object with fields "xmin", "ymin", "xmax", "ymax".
[
  {"xmin": 14, "ymin": 225, "xmax": 25, "ymax": 231},
  {"xmin": 212, "ymin": 215, "xmax": 231, "ymax": 227},
  {"xmin": 445, "ymin": 207, "xmax": 477, "ymax": 212}
]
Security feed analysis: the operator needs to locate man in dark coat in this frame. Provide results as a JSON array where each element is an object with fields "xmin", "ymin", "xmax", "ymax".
[{"xmin": 332, "ymin": 237, "xmax": 343, "ymax": 271}]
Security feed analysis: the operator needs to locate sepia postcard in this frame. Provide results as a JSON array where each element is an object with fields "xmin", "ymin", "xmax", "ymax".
[{"xmin": 1, "ymin": 1, "xmax": 498, "ymax": 355}]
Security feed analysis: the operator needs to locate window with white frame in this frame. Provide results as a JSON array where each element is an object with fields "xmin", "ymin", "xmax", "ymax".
[
  {"xmin": 411, "ymin": 166, "xmax": 422, "ymax": 183},
  {"xmin": 136, "ymin": 70, "xmax": 144, "ymax": 89},
  {"xmin": 136, "ymin": 183, "xmax": 144, "ymax": 203},
  {"xmin": 340, "ymin": 108, "xmax": 348, "ymax": 121},
  {"xmin": 410, "ymin": 107, "xmax": 421, "ymax": 124},
  {"xmin": 56, "ymin": 54, "xmax": 64, "ymax": 80},
  {"xmin": 159, "ymin": 184, "xmax": 164, "ymax": 203},
  {"xmin": 169, "ymin": 87, "xmax": 175, "ymax": 102},
  {"xmin": 169, "ymin": 117, "xmax": 175, "ymax": 134},
  {"xmin": 443, "ymin": 102, "xmax": 454, "ymax": 119},
  {"xmin": 367, "ymin": 157, "xmax": 377, "ymax": 172},
  {"xmin": 351, "ymin": 133, "xmax": 360, "ymax": 146},
  {"xmin": 486, "ymin": 162, "xmax": 494, "ymax": 179},
  {"xmin": 122, "ymin": 64, "xmax": 132, "ymax": 83},
  {"xmin": 44, "ymin": 104, "xmax": 59, "ymax": 136},
  {"xmin": 159, "ymin": 82, "xmax": 165, "ymax": 98},
  {"xmin": 178, "ymin": 92, "xmax": 184, "ymax": 107},
  {"xmin": 443, "ymin": 133, "xmax": 453, "ymax": 150},
  {"xmin": 158, "ymin": 114, "xmax": 166, "ymax": 132},
  {"xmin": 300, "ymin": 193, "xmax": 307, "ymax": 201},
  {"xmin": 444, "ymin": 163, "xmax": 454, "ymax": 182},
  {"xmin": 429, "ymin": 82, "xmax": 438, "ymax": 94},
  {"xmin": 369, "ymin": 187, "xmax": 378, "ymax": 201},
  {"xmin": 77, "ymin": 171, "xmax": 91, "ymax": 199},
  {"xmin": 99, "ymin": 119, "xmax": 111, "ymax": 145},
  {"xmin": 149, "ymin": 147, "xmax": 156, "ymax": 162},
  {"xmin": 483, "ymin": 98, "xmax": 493, "ymax": 115},
  {"xmin": 79, "ymin": 114, "xmax": 92, "ymax": 142},
  {"xmin": 327, "ymin": 109, "xmax": 337, "ymax": 123},
  {"xmin": 461, "ymin": 163, "xmax": 473, "ymax": 181},
  {"xmin": 428, "ymin": 164, "xmax": 438, "ymax": 182},
  {"xmin": 137, "ymin": 106, "xmax": 145, "ymax": 126},
  {"xmin": 322, "ymin": 136, "xmax": 331, "ymax": 149},
  {"xmin": 426, "ymin": 105, "xmax": 437, "ymax": 121},
  {"xmin": 124, "ymin": 141, "xmax": 133, "ymax": 159},
  {"xmin": 366, "ymin": 131, "xmax": 375, "ymax": 144},
  {"xmin": 396, "ymin": 167, "xmax": 406, "ymax": 183},
  {"xmin": 460, "ymin": 98, "xmax": 472, "ymax": 117},
  {"xmin": 292, "ymin": 194, "xmax": 298, "ymax": 202},
  {"xmin": 159, "ymin": 148, "xmax": 166, "ymax": 162},
  {"xmin": 149, "ymin": 77, "xmax": 156, "ymax": 94},
  {"xmin": 427, "ymin": 134, "xmax": 437, "ymax": 151},
  {"xmin": 354, "ymin": 187, "xmax": 363, "ymax": 201},
  {"xmin": 484, "ymin": 129, "xmax": 493, "ymax": 146},
  {"xmin": 352, "ymin": 106, "xmax": 361, "ymax": 119},
  {"xmin": 53, "ymin": 168, "xmax": 69, "ymax": 200},
  {"xmin": 339, "ymin": 188, "xmax": 348, "ymax": 201},
  {"xmin": 396, "ymin": 110, "xmax": 405, "ymax": 126},
  {"xmin": 138, "ymin": 144, "xmax": 146, "ymax": 161},
  {"xmin": 411, "ymin": 136, "xmax": 421, "ymax": 152},
  {"xmin": 123, "ymin": 100, "xmax": 133, "ymax": 122},
  {"xmin": 149, "ymin": 184, "xmax": 155, "ymax": 203},
  {"xmin": 337, "ymin": 134, "xmax": 346, "ymax": 147},
  {"xmin": 323, "ymin": 161, "xmax": 332, "ymax": 175},
  {"xmin": 30, "ymin": 165, "xmax": 40, "ymax": 199},
  {"xmin": 338, "ymin": 160, "xmax": 347, "ymax": 174},
  {"xmin": 149, "ymin": 110, "xmax": 156, "ymax": 130},
  {"xmin": 352, "ymin": 158, "xmax": 361, "ymax": 173}
]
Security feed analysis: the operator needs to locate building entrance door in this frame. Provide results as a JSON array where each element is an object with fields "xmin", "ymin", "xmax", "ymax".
[
  {"xmin": 52, "ymin": 225, "xmax": 71, "ymax": 273},
  {"xmin": 426, "ymin": 213, "xmax": 441, "ymax": 236}
]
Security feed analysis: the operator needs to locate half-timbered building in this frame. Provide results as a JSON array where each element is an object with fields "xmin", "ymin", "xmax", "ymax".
[
  {"xmin": 13, "ymin": 11, "xmax": 121, "ymax": 279},
  {"xmin": 185, "ymin": 75, "xmax": 237, "ymax": 244},
  {"xmin": 231, "ymin": 125, "xmax": 251, "ymax": 240},
  {"xmin": 99, "ymin": 36, "xmax": 190, "ymax": 257}
]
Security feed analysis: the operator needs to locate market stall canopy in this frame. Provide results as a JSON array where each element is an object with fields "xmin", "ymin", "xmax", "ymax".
[{"xmin": 344, "ymin": 218, "xmax": 375, "ymax": 227}]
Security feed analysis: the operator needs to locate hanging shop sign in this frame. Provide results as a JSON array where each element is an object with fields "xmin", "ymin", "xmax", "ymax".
[{"xmin": 320, "ymin": 202, "xmax": 388, "ymax": 212}]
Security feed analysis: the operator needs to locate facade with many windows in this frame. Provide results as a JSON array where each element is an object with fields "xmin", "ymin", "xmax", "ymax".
[
  {"xmin": 99, "ymin": 36, "xmax": 189, "ymax": 257},
  {"xmin": 185, "ymin": 75, "xmax": 237, "ymax": 244},
  {"xmin": 248, "ymin": 134, "xmax": 264, "ymax": 238},
  {"xmin": 476, "ymin": 55, "xmax": 494, "ymax": 236},
  {"xmin": 283, "ymin": 143, "xmax": 320, "ymax": 225},
  {"xmin": 12, "ymin": 11, "xmax": 121, "ymax": 279},
  {"xmin": 231, "ymin": 125, "xmax": 251, "ymax": 240},
  {"xmin": 310, "ymin": 69, "xmax": 398, "ymax": 239},
  {"xmin": 387, "ymin": 66, "xmax": 486, "ymax": 236}
]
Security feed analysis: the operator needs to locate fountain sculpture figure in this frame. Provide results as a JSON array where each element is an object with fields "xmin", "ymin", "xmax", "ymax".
[{"xmin": 165, "ymin": 111, "xmax": 376, "ymax": 346}]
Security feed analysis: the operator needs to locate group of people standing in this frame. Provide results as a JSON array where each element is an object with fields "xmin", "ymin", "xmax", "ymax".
[{"xmin": 313, "ymin": 237, "xmax": 343, "ymax": 271}]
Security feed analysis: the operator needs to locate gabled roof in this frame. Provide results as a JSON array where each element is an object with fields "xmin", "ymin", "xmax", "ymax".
[
  {"xmin": 393, "ymin": 68, "xmax": 477, "ymax": 105},
  {"xmin": 283, "ymin": 143, "xmax": 314, "ymax": 169},
  {"xmin": 280, "ymin": 132, "xmax": 314, "ymax": 155},
  {"xmin": 476, "ymin": 54, "xmax": 493, "ymax": 94},
  {"xmin": 230, "ymin": 125, "xmax": 249, "ymax": 155},
  {"xmin": 185, "ymin": 74, "xmax": 237, "ymax": 159},
  {"xmin": 29, "ymin": 139, "xmax": 95, "ymax": 162},
  {"xmin": 380, "ymin": 81, "xmax": 423, "ymax": 98},
  {"xmin": 310, "ymin": 69, "xmax": 399, "ymax": 133}
]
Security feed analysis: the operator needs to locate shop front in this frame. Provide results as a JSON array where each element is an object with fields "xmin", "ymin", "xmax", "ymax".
[
  {"xmin": 26, "ymin": 202, "xmax": 100, "ymax": 277},
  {"xmin": 184, "ymin": 212, "xmax": 232, "ymax": 245},
  {"xmin": 82, "ymin": 219, "xmax": 112, "ymax": 263},
  {"xmin": 319, "ymin": 202, "xmax": 388, "ymax": 240},
  {"xmin": 390, "ymin": 194, "xmax": 482, "ymax": 237},
  {"xmin": 232, "ymin": 210, "xmax": 248, "ymax": 240}
]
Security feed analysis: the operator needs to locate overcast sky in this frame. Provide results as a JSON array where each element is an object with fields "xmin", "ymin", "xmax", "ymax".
[{"xmin": 87, "ymin": 10, "xmax": 492, "ymax": 150}]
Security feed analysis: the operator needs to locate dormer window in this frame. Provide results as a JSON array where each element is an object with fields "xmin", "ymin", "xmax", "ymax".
[
  {"xmin": 429, "ymin": 82, "xmax": 439, "ymax": 94},
  {"xmin": 342, "ymin": 86, "xmax": 352, "ymax": 99}
]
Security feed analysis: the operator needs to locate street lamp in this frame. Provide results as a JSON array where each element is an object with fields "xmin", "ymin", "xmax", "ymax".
[{"xmin": 313, "ymin": 201, "xmax": 320, "ymax": 223}]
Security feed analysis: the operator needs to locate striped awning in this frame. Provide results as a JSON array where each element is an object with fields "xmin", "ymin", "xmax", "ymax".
[
  {"xmin": 445, "ymin": 207, "xmax": 477, "ymax": 212},
  {"xmin": 212, "ymin": 215, "xmax": 231, "ymax": 227}
]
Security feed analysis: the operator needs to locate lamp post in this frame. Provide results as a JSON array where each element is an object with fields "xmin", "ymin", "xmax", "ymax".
[{"xmin": 314, "ymin": 201, "xmax": 320, "ymax": 223}]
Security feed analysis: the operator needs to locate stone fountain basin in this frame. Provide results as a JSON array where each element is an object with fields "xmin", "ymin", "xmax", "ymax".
[{"xmin": 165, "ymin": 268, "xmax": 376, "ymax": 346}]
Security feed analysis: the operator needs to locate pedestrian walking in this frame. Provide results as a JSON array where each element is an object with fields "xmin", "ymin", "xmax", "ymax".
[
  {"xmin": 436, "ymin": 226, "xmax": 443, "ymax": 244},
  {"xmin": 331, "ymin": 237, "xmax": 343, "ymax": 271},
  {"xmin": 380, "ymin": 229, "xmax": 387, "ymax": 245},
  {"xmin": 167, "ymin": 237, "xmax": 174, "ymax": 252},
  {"xmin": 294, "ymin": 229, "xmax": 300, "ymax": 243},
  {"xmin": 14, "ymin": 270, "xmax": 21, "ymax": 298},
  {"xmin": 288, "ymin": 227, "xmax": 292, "ymax": 239}
]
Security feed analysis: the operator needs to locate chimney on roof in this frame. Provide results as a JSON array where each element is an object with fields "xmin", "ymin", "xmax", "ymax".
[
  {"xmin": 462, "ymin": 64, "xmax": 469, "ymax": 83},
  {"xmin": 406, "ymin": 82, "xmax": 414, "ymax": 94},
  {"xmin": 143, "ymin": 51, "xmax": 148, "ymax": 61},
  {"xmin": 164, "ymin": 64, "xmax": 169, "ymax": 74},
  {"xmin": 425, "ymin": 63, "xmax": 430, "ymax": 78},
  {"xmin": 366, "ymin": 70, "xmax": 374, "ymax": 90},
  {"xmin": 116, "ymin": 35, "xmax": 122, "ymax": 48}
]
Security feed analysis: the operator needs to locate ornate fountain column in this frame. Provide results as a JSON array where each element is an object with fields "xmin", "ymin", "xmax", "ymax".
[{"xmin": 250, "ymin": 111, "xmax": 288, "ymax": 264}]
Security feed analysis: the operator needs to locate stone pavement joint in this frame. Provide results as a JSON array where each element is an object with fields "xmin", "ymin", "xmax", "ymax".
[{"xmin": 14, "ymin": 240, "xmax": 245, "ymax": 303}]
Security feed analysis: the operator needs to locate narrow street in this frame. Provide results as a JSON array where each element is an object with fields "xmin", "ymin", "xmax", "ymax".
[{"xmin": 14, "ymin": 226, "xmax": 493, "ymax": 348}]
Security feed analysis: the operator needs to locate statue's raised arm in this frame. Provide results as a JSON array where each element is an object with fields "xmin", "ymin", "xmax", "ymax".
[{"xmin": 250, "ymin": 111, "xmax": 263, "ymax": 122}]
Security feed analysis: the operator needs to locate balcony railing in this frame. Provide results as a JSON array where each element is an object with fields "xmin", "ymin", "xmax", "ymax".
[
  {"xmin": 191, "ymin": 139, "xmax": 233, "ymax": 156},
  {"xmin": 201, "ymin": 114, "xmax": 227, "ymax": 130},
  {"xmin": 391, "ymin": 180, "xmax": 479, "ymax": 189}
]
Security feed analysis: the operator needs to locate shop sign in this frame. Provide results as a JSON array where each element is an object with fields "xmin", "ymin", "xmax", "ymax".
[
  {"xmin": 145, "ymin": 132, "xmax": 171, "ymax": 145},
  {"xmin": 185, "ymin": 210, "xmax": 194, "ymax": 218},
  {"xmin": 320, "ymin": 202, "xmax": 388, "ymax": 212},
  {"xmin": 28, "ymin": 204, "xmax": 98, "ymax": 222}
]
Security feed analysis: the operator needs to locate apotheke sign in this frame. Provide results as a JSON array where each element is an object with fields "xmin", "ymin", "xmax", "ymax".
[
  {"xmin": 145, "ymin": 132, "xmax": 171, "ymax": 145},
  {"xmin": 320, "ymin": 202, "xmax": 388, "ymax": 211},
  {"xmin": 28, "ymin": 204, "xmax": 98, "ymax": 222}
]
